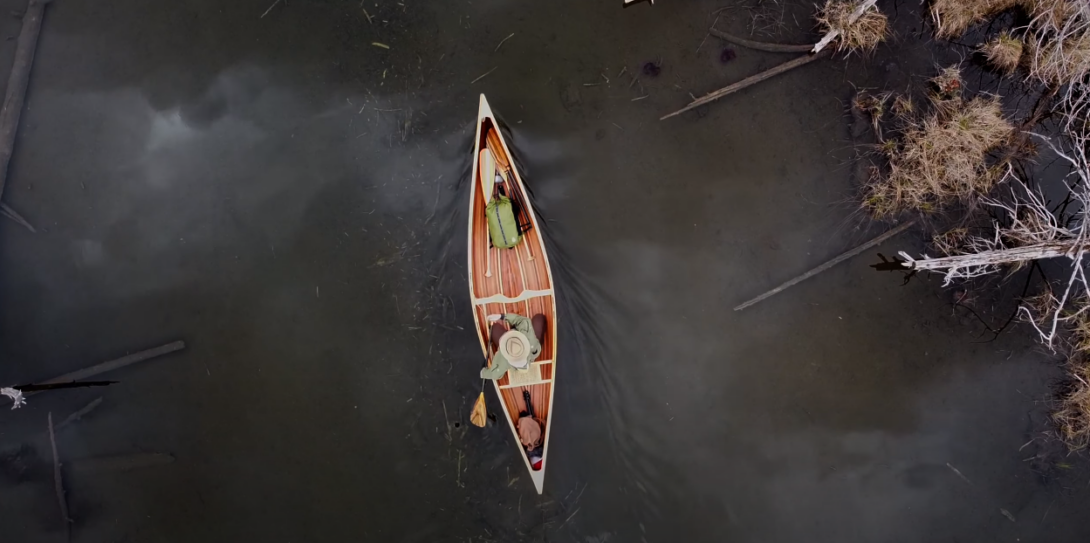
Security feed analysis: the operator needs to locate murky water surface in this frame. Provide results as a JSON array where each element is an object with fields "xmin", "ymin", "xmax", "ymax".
[{"xmin": 0, "ymin": 1, "xmax": 1088, "ymax": 541}]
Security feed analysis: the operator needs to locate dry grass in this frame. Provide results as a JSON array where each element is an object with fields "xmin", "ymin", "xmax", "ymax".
[
  {"xmin": 1069, "ymin": 302, "xmax": 1090, "ymax": 353},
  {"xmin": 932, "ymin": 227, "xmax": 971, "ymax": 255},
  {"xmin": 863, "ymin": 92, "xmax": 1014, "ymax": 217},
  {"xmin": 1054, "ymin": 356, "xmax": 1090, "ymax": 450},
  {"xmin": 1025, "ymin": 0, "xmax": 1085, "ymax": 32},
  {"xmin": 980, "ymin": 32, "xmax": 1025, "ymax": 73},
  {"xmin": 816, "ymin": 0, "xmax": 889, "ymax": 54},
  {"xmin": 892, "ymin": 95, "xmax": 915, "ymax": 119},
  {"xmin": 930, "ymin": 0, "xmax": 1022, "ymax": 39},
  {"xmin": 1027, "ymin": 30, "xmax": 1090, "ymax": 83}
]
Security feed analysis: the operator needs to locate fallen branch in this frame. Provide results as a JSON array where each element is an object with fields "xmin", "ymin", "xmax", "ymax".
[
  {"xmin": 0, "ymin": 0, "xmax": 51, "ymax": 200},
  {"xmin": 812, "ymin": 0, "xmax": 877, "ymax": 53},
  {"xmin": 735, "ymin": 220, "xmax": 918, "ymax": 311},
  {"xmin": 260, "ymin": 0, "xmax": 281, "ymax": 19},
  {"xmin": 899, "ymin": 242, "xmax": 1083, "ymax": 278},
  {"xmin": 0, "ymin": 201, "xmax": 34, "ymax": 232},
  {"xmin": 661, "ymin": 50, "xmax": 830, "ymax": 120},
  {"xmin": 47, "ymin": 412, "xmax": 72, "ymax": 538},
  {"xmin": 709, "ymin": 28, "xmax": 813, "ymax": 53},
  {"xmin": 2, "ymin": 341, "xmax": 186, "ymax": 407},
  {"xmin": 55, "ymin": 397, "xmax": 103, "ymax": 431}
]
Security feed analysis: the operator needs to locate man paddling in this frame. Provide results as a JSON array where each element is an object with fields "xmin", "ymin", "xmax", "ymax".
[{"xmin": 480, "ymin": 313, "xmax": 545, "ymax": 380}]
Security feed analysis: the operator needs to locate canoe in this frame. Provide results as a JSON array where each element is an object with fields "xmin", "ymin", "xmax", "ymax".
[{"xmin": 467, "ymin": 94, "xmax": 558, "ymax": 494}]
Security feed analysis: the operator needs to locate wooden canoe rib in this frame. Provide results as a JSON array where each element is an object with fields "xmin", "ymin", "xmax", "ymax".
[{"xmin": 468, "ymin": 94, "xmax": 558, "ymax": 494}]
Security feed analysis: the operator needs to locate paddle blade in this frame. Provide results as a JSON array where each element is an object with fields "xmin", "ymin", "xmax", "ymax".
[
  {"xmin": 470, "ymin": 392, "xmax": 487, "ymax": 427},
  {"xmin": 479, "ymin": 148, "xmax": 496, "ymax": 203}
]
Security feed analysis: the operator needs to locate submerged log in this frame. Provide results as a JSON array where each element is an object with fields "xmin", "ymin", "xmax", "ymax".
[
  {"xmin": 735, "ymin": 220, "xmax": 918, "ymax": 311},
  {"xmin": 661, "ymin": 50, "xmax": 830, "ymax": 120},
  {"xmin": 2, "ymin": 341, "xmax": 186, "ymax": 407},
  {"xmin": 0, "ymin": 0, "xmax": 51, "ymax": 199},
  {"xmin": 709, "ymin": 28, "xmax": 813, "ymax": 53},
  {"xmin": 47, "ymin": 412, "xmax": 72, "ymax": 538}
]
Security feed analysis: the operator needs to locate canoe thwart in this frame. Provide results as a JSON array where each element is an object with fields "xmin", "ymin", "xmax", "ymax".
[{"xmin": 472, "ymin": 288, "xmax": 553, "ymax": 306}]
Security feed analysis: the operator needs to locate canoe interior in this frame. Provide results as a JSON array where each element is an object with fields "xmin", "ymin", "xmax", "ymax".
[{"xmin": 469, "ymin": 115, "xmax": 556, "ymax": 476}]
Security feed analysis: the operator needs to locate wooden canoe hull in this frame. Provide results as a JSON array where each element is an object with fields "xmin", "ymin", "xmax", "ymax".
[{"xmin": 468, "ymin": 94, "xmax": 558, "ymax": 494}]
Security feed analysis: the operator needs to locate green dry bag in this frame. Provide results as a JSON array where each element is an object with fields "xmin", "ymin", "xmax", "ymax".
[{"xmin": 486, "ymin": 195, "xmax": 522, "ymax": 249}]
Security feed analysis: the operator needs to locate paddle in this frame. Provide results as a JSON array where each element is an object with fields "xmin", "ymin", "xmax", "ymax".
[
  {"xmin": 470, "ymin": 380, "xmax": 487, "ymax": 428},
  {"xmin": 471, "ymin": 339, "xmax": 497, "ymax": 428}
]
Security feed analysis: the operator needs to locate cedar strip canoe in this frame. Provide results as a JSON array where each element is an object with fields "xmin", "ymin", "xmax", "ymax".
[{"xmin": 467, "ymin": 94, "xmax": 558, "ymax": 494}]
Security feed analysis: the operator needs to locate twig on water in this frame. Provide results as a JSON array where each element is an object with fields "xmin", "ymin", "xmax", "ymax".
[
  {"xmin": 55, "ymin": 397, "xmax": 103, "ymax": 431},
  {"xmin": 946, "ymin": 462, "xmax": 973, "ymax": 485},
  {"xmin": 734, "ymin": 220, "xmax": 917, "ymax": 311},
  {"xmin": 696, "ymin": 14, "xmax": 721, "ymax": 54},
  {"xmin": 442, "ymin": 399, "xmax": 452, "ymax": 443},
  {"xmin": 361, "ymin": 7, "xmax": 373, "ymax": 24},
  {"xmin": 558, "ymin": 507, "xmax": 580, "ymax": 529},
  {"xmin": 48, "ymin": 413, "xmax": 71, "ymax": 538},
  {"xmin": 455, "ymin": 449, "xmax": 463, "ymax": 487},
  {"xmin": 471, "ymin": 67, "xmax": 497, "ymax": 85},
  {"xmin": 260, "ymin": 0, "xmax": 282, "ymax": 19},
  {"xmin": 424, "ymin": 175, "xmax": 443, "ymax": 224},
  {"xmin": 631, "ymin": 95, "xmax": 648, "ymax": 101},
  {"xmin": 1, "ymin": 202, "xmax": 34, "ymax": 232},
  {"xmin": 495, "ymin": 32, "xmax": 515, "ymax": 52}
]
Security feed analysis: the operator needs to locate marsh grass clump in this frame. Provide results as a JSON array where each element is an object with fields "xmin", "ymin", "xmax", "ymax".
[
  {"xmin": 1027, "ymin": 30, "xmax": 1090, "ymax": 83},
  {"xmin": 980, "ymin": 32, "xmax": 1025, "ymax": 73},
  {"xmin": 930, "ymin": 0, "xmax": 1021, "ymax": 39},
  {"xmin": 816, "ymin": 0, "xmax": 889, "ymax": 54},
  {"xmin": 1054, "ymin": 357, "xmax": 1090, "ymax": 450},
  {"xmin": 863, "ymin": 88, "xmax": 1013, "ymax": 218}
]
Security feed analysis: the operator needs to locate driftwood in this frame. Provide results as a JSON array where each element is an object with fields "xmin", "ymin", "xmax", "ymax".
[
  {"xmin": 55, "ymin": 397, "xmax": 103, "ymax": 431},
  {"xmin": 47, "ymin": 412, "xmax": 72, "ymax": 538},
  {"xmin": 2, "ymin": 341, "xmax": 186, "ymax": 406},
  {"xmin": 0, "ymin": 0, "xmax": 51, "ymax": 229},
  {"xmin": 661, "ymin": 50, "xmax": 830, "ymax": 120},
  {"xmin": 0, "ymin": 201, "xmax": 34, "ymax": 232},
  {"xmin": 812, "ymin": 0, "xmax": 878, "ymax": 53},
  {"xmin": 0, "ymin": 398, "xmax": 102, "ymax": 459},
  {"xmin": 734, "ymin": 220, "xmax": 918, "ymax": 311},
  {"xmin": 709, "ymin": 28, "xmax": 813, "ymax": 53},
  {"xmin": 29, "ymin": 341, "xmax": 185, "ymax": 391}
]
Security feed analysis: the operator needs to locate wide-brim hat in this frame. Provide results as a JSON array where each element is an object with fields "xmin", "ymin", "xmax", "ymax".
[{"xmin": 499, "ymin": 329, "xmax": 531, "ymax": 368}]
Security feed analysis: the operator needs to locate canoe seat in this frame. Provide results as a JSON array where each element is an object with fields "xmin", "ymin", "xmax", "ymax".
[
  {"xmin": 499, "ymin": 359, "xmax": 552, "ymax": 389},
  {"xmin": 499, "ymin": 378, "xmax": 552, "ymax": 389}
]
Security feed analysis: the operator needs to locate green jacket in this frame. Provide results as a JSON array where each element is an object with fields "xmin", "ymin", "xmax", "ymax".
[{"xmin": 480, "ymin": 314, "xmax": 542, "ymax": 380}]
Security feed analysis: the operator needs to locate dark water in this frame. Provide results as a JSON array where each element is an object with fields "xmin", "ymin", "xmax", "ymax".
[{"xmin": 1, "ymin": 0, "xmax": 1088, "ymax": 541}]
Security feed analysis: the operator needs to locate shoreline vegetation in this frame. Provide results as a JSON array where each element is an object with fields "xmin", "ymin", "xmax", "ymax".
[
  {"xmin": 871, "ymin": 0, "xmax": 1090, "ymax": 451},
  {"xmin": 694, "ymin": 0, "xmax": 1090, "ymax": 450}
]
